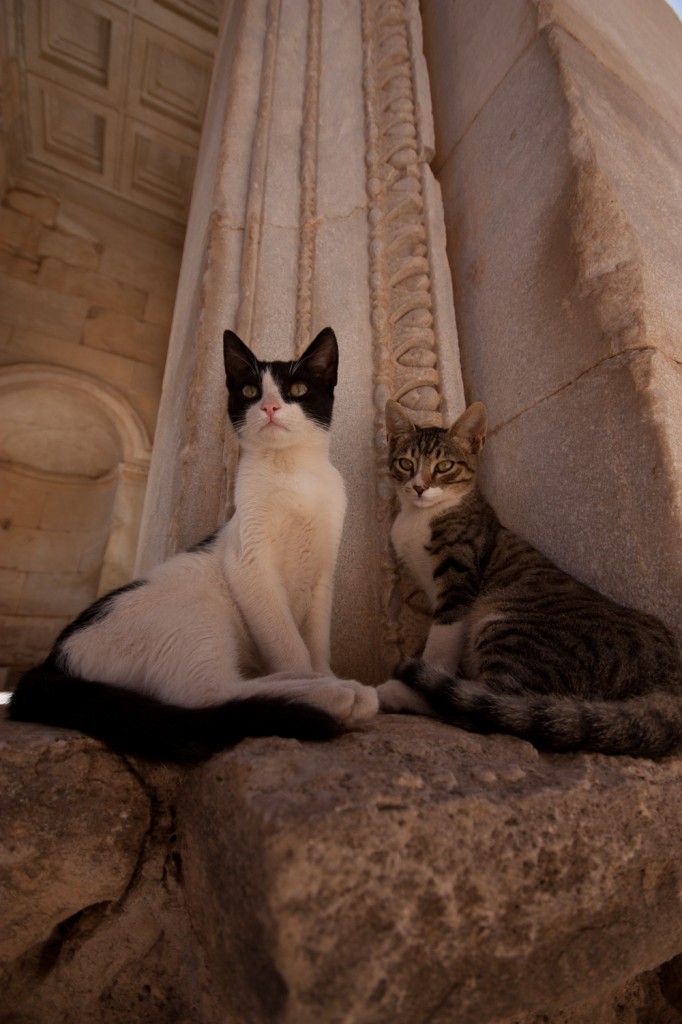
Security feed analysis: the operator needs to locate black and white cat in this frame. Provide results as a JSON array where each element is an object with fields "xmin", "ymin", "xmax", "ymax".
[{"xmin": 9, "ymin": 328, "xmax": 378, "ymax": 759}]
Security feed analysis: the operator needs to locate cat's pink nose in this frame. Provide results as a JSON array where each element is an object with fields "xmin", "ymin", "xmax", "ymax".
[
  {"xmin": 262, "ymin": 400, "xmax": 281, "ymax": 420},
  {"xmin": 413, "ymin": 484, "xmax": 426, "ymax": 496}
]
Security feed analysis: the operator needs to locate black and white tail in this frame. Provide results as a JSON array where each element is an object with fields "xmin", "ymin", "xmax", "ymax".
[
  {"xmin": 397, "ymin": 660, "xmax": 682, "ymax": 758},
  {"xmin": 9, "ymin": 662, "xmax": 342, "ymax": 762}
]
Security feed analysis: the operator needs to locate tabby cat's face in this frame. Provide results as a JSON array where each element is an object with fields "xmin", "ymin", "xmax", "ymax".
[
  {"xmin": 389, "ymin": 427, "xmax": 477, "ymax": 508},
  {"xmin": 223, "ymin": 328, "xmax": 338, "ymax": 449},
  {"xmin": 385, "ymin": 399, "xmax": 488, "ymax": 510}
]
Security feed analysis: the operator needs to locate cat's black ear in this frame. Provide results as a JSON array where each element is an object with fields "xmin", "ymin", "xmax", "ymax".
[
  {"xmin": 449, "ymin": 401, "xmax": 487, "ymax": 454},
  {"xmin": 385, "ymin": 400, "xmax": 416, "ymax": 441},
  {"xmin": 299, "ymin": 327, "xmax": 338, "ymax": 389},
  {"xmin": 223, "ymin": 330, "xmax": 257, "ymax": 387}
]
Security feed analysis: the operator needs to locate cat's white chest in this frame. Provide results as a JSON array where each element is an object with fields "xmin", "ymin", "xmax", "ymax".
[
  {"xmin": 227, "ymin": 454, "xmax": 345, "ymax": 606},
  {"xmin": 391, "ymin": 505, "xmax": 437, "ymax": 608}
]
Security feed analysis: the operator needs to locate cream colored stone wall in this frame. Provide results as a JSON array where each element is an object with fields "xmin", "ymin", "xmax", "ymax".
[
  {"xmin": 421, "ymin": 0, "xmax": 682, "ymax": 644},
  {"xmin": 0, "ymin": 188, "xmax": 180, "ymax": 435},
  {"xmin": 0, "ymin": 187, "xmax": 179, "ymax": 668}
]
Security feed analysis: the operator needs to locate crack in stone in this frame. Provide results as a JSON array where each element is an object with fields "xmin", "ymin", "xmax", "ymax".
[{"xmin": 487, "ymin": 346, "xmax": 660, "ymax": 437}]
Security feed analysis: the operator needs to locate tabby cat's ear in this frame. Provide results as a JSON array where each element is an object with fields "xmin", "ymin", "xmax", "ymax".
[
  {"xmin": 223, "ymin": 330, "xmax": 257, "ymax": 387},
  {"xmin": 449, "ymin": 401, "xmax": 488, "ymax": 454},
  {"xmin": 385, "ymin": 400, "xmax": 416, "ymax": 441},
  {"xmin": 299, "ymin": 327, "xmax": 338, "ymax": 389}
]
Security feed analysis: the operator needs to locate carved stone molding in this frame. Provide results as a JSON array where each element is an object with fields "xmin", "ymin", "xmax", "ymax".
[
  {"xmin": 363, "ymin": 0, "xmax": 442, "ymax": 424},
  {"xmin": 362, "ymin": 0, "xmax": 447, "ymax": 663}
]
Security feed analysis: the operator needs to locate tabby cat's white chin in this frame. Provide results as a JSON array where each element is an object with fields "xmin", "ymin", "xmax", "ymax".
[{"xmin": 401, "ymin": 486, "xmax": 464, "ymax": 511}]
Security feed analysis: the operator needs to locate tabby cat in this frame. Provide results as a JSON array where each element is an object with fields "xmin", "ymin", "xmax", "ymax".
[
  {"xmin": 9, "ymin": 328, "xmax": 378, "ymax": 760},
  {"xmin": 377, "ymin": 399, "xmax": 682, "ymax": 757}
]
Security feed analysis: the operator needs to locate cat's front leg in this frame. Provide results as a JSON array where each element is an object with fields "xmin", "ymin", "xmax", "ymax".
[
  {"xmin": 230, "ymin": 560, "xmax": 313, "ymax": 674},
  {"xmin": 421, "ymin": 619, "xmax": 466, "ymax": 674},
  {"xmin": 302, "ymin": 575, "xmax": 334, "ymax": 673}
]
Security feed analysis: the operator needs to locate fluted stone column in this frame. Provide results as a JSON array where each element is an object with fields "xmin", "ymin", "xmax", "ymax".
[{"xmin": 135, "ymin": 0, "xmax": 464, "ymax": 684}]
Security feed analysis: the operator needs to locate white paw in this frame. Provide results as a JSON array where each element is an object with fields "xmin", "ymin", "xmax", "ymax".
[
  {"xmin": 306, "ymin": 678, "xmax": 378, "ymax": 725},
  {"xmin": 377, "ymin": 679, "xmax": 434, "ymax": 716}
]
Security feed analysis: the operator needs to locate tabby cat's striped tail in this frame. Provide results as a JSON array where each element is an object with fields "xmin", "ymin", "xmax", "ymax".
[
  {"xmin": 397, "ymin": 660, "xmax": 682, "ymax": 758},
  {"xmin": 9, "ymin": 663, "xmax": 343, "ymax": 762}
]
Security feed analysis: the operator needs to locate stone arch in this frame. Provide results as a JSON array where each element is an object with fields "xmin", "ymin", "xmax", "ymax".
[{"xmin": 0, "ymin": 364, "xmax": 152, "ymax": 672}]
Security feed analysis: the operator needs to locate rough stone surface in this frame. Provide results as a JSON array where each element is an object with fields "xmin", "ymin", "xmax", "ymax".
[
  {"xmin": 0, "ymin": 718, "xmax": 149, "ymax": 962},
  {"xmin": 0, "ymin": 717, "xmax": 206, "ymax": 1024},
  {"xmin": 179, "ymin": 716, "xmax": 682, "ymax": 1024},
  {"xmin": 2, "ymin": 712, "xmax": 682, "ymax": 1023}
]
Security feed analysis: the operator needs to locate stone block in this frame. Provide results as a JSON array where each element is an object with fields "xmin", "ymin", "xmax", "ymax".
[
  {"xmin": 40, "ymin": 476, "xmax": 116, "ymax": 532},
  {"xmin": 509, "ymin": 962, "xmax": 682, "ymax": 1023},
  {"xmin": 0, "ymin": 726, "xmax": 204, "ymax": 1023},
  {"xmin": 0, "ymin": 206, "xmax": 42, "ymax": 257},
  {"xmin": 0, "ymin": 614, "xmax": 68, "ymax": 667},
  {"xmin": 56, "ymin": 200, "xmax": 183, "ymax": 267},
  {"xmin": 98, "ymin": 244, "xmax": 181, "ymax": 295},
  {"xmin": 549, "ymin": 0, "xmax": 682, "ymax": 139},
  {"xmin": 0, "ymin": 525, "xmax": 94, "ymax": 574},
  {"xmin": 421, "ymin": 0, "xmax": 536, "ymax": 169},
  {"xmin": 0, "ymin": 275, "xmax": 89, "ymax": 342},
  {"xmin": 38, "ymin": 227, "xmax": 102, "ymax": 270},
  {"xmin": 77, "ymin": 529, "xmax": 110, "ymax": 574},
  {"xmin": 38, "ymin": 258, "xmax": 147, "ymax": 318},
  {"xmin": 18, "ymin": 569, "xmax": 99, "ymax": 618},
  {"xmin": 553, "ymin": 26, "xmax": 682, "ymax": 364},
  {"xmin": 4, "ymin": 327, "xmax": 136, "ymax": 392},
  {"xmin": 479, "ymin": 348, "xmax": 682, "ymax": 646},
  {"xmin": 0, "ymin": 464, "xmax": 48, "ymax": 529},
  {"xmin": 83, "ymin": 308, "xmax": 170, "ymax": 366},
  {"xmin": 180, "ymin": 716, "xmax": 682, "ymax": 1024},
  {"xmin": 130, "ymin": 360, "xmax": 164, "ymax": 397},
  {"xmin": 0, "ymin": 568, "xmax": 24, "ymax": 615},
  {"xmin": 6, "ymin": 188, "xmax": 59, "ymax": 227},
  {"xmin": 143, "ymin": 287, "xmax": 177, "ymax": 326},
  {"xmin": 0, "ymin": 717, "xmax": 149, "ymax": 962},
  {"xmin": 436, "ymin": 35, "xmax": 606, "ymax": 427},
  {"xmin": 0, "ymin": 249, "xmax": 40, "ymax": 281}
]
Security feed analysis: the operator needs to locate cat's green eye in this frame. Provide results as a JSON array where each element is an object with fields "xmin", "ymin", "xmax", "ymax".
[
  {"xmin": 435, "ymin": 460, "xmax": 455, "ymax": 473},
  {"xmin": 242, "ymin": 384, "xmax": 259, "ymax": 399},
  {"xmin": 397, "ymin": 458, "xmax": 413, "ymax": 472},
  {"xmin": 289, "ymin": 381, "xmax": 308, "ymax": 398}
]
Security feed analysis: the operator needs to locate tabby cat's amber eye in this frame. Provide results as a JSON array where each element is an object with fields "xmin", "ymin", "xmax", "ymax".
[
  {"xmin": 397, "ymin": 458, "xmax": 413, "ymax": 472},
  {"xmin": 289, "ymin": 381, "xmax": 308, "ymax": 397},
  {"xmin": 242, "ymin": 384, "xmax": 259, "ymax": 398},
  {"xmin": 435, "ymin": 460, "xmax": 455, "ymax": 473}
]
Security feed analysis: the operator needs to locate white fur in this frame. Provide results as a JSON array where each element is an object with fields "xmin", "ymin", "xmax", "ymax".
[
  {"xmin": 380, "ymin": 484, "xmax": 468, "ymax": 715},
  {"xmin": 59, "ymin": 374, "xmax": 378, "ymax": 725},
  {"xmin": 390, "ymin": 484, "xmax": 466, "ymax": 609}
]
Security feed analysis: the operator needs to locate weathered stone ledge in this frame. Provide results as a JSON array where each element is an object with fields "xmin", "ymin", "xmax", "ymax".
[{"xmin": 2, "ymin": 712, "xmax": 682, "ymax": 1023}]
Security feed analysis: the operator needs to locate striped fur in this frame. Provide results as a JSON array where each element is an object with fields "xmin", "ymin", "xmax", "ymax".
[{"xmin": 379, "ymin": 400, "xmax": 682, "ymax": 758}]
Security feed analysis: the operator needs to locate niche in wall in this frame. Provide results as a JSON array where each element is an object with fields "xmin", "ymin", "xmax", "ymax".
[{"xmin": 0, "ymin": 364, "xmax": 151, "ymax": 671}]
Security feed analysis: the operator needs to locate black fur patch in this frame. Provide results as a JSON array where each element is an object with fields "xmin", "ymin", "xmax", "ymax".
[
  {"xmin": 8, "ymin": 663, "xmax": 343, "ymax": 761},
  {"xmin": 187, "ymin": 528, "xmax": 222, "ymax": 553},
  {"xmin": 54, "ymin": 579, "xmax": 147, "ymax": 650}
]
